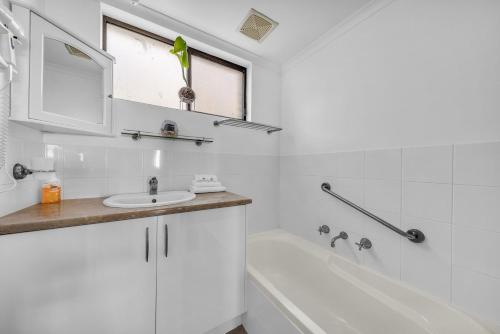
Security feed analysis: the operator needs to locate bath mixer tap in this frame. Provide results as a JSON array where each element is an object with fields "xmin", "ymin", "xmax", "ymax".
[
  {"xmin": 149, "ymin": 177, "xmax": 158, "ymax": 195},
  {"xmin": 331, "ymin": 231, "xmax": 348, "ymax": 248},
  {"xmin": 317, "ymin": 225, "xmax": 330, "ymax": 235},
  {"xmin": 355, "ymin": 238, "xmax": 372, "ymax": 251}
]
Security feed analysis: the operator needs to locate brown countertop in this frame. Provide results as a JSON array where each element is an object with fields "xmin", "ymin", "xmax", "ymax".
[{"xmin": 0, "ymin": 192, "xmax": 252, "ymax": 235}]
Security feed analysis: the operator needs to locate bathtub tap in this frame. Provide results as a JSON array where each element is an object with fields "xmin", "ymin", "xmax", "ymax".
[
  {"xmin": 330, "ymin": 231, "xmax": 348, "ymax": 248},
  {"xmin": 317, "ymin": 225, "xmax": 330, "ymax": 235},
  {"xmin": 355, "ymin": 238, "xmax": 372, "ymax": 251}
]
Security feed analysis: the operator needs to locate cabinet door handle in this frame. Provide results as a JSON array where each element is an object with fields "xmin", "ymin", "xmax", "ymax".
[
  {"xmin": 145, "ymin": 227, "xmax": 150, "ymax": 262},
  {"xmin": 165, "ymin": 224, "xmax": 168, "ymax": 258}
]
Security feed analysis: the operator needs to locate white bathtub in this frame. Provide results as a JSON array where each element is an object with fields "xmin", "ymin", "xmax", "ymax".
[{"xmin": 246, "ymin": 229, "xmax": 490, "ymax": 334}]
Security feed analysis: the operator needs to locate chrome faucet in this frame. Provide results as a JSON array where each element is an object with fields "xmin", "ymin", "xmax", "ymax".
[
  {"xmin": 148, "ymin": 177, "xmax": 158, "ymax": 195},
  {"xmin": 317, "ymin": 225, "xmax": 330, "ymax": 235},
  {"xmin": 355, "ymin": 238, "xmax": 372, "ymax": 251},
  {"xmin": 330, "ymin": 231, "xmax": 348, "ymax": 248}
]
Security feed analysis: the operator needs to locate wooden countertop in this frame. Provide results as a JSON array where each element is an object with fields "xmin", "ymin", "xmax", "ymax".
[{"xmin": 0, "ymin": 192, "xmax": 252, "ymax": 235}]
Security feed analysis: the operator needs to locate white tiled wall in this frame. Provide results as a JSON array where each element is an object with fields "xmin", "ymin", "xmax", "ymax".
[
  {"xmin": 279, "ymin": 141, "xmax": 500, "ymax": 329},
  {"xmin": 0, "ymin": 123, "xmax": 45, "ymax": 217},
  {"xmin": 43, "ymin": 142, "xmax": 279, "ymax": 235},
  {"xmin": 1, "ymin": 98, "xmax": 281, "ymax": 235}
]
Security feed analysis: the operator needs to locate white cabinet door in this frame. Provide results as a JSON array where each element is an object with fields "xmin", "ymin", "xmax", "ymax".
[
  {"xmin": 0, "ymin": 218, "xmax": 157, "ymax": 334},
  {"xmin": 29, "ymin": 12, "xmax": 113, "ymax": 135},
  {"xmin": 156, "ymin": 207, "xmax": 246, "ymax": 334},
  {"xmin": 10, "ymin": 5, "xmax": 115, "ymax": 136}
]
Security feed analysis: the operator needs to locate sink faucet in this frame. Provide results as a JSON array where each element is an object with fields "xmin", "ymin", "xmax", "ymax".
[
  {"xmin": 355, "ymin": 238, "xmax": 372, "ymax": 251},
  {"xmin": 331, "ymin": 231, "xmax": 348, "ymax": 248},
  {"xmin": 149, "ymin": 177, "xmax": 158, "ymax": 195}
]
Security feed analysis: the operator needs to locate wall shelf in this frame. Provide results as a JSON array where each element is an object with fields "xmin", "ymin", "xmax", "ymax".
[
  {"xmin": 121, "ymin": 129, "xmax": 214, "ymax": 146},
  {"xmin": 213, "ymin": 118, "xmax": 282, "ymax": 134}
]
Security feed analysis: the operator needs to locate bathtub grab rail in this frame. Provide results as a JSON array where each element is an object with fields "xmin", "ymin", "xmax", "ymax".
[{"xmin": 321, "ymin": 182, "xmax": 425, "ymax": 243}]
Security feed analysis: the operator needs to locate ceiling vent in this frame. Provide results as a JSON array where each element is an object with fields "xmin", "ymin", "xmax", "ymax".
[{"xmin": 238, "ymin": 9, "xmax": 278, "ymax": 43}]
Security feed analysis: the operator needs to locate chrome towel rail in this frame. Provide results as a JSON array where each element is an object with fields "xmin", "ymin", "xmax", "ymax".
[
  {"xmin": 321, "ymin": 182, "xmax": 425, "ymax": 243},
  {"xmin": 122, "ymin": 129, "xmax": 213, "ymax": 146},
  {"xmin": 213, "ymin": 118, "xmax": 282, "ymax": 134}
]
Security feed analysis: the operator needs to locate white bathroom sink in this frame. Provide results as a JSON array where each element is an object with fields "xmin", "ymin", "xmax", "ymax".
[{"xmin": 103, "ymin": 191, "xmax": 196, "ymax": 208}]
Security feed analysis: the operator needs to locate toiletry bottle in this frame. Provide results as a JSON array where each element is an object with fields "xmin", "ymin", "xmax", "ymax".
[{"xmin": 41, "ymin": 173, "xmax": 61, "ymax": 204}]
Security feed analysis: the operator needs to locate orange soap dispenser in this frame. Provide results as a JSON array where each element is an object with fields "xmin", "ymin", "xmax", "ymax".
[{"xmin": 41, "ymin": 173, "xmax": 61, "ymax": 204}]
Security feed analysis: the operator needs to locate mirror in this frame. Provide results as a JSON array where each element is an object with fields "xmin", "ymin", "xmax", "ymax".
[{"xmin": 43, "ymin": 38, "xmax": 104, "ymax": 124}]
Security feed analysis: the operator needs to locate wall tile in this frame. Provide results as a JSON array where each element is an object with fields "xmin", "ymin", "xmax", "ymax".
[
  {"xmin": 171, "ymin": 151, "xmax": 202, "ymax": 175},
  {"xmin": 45, "ymin": 145, "xmax": 64, "ymax": 175},
  {"xmin": 24, "ymin": 142, "xmax": 45, "ymax": 163},
  {"xmin": 454, "ymin": 142, "xmax": 500, "ymax": 186},
  {"xmin": 168, "ymin": 175, "xmax": 192, "ymax": 191},
  {"xmin": 63, "ymin": 146, "xmax": 106, "ymax": 178},
  {"xmin": 107, "ymin": 148, "xmax": 143, "ymax": 178},
  {"xmin": 364, "ymin": 179, "xmax": 401, "ymax": 215},
  {"xmin": 361, "ymin": 232, "xmax": 401, "ymax": 280},
  {"xmin": 365, "ymin": 149, "xmax": 401, "ymax": 180},
  {"xmin": 331, "ymin": 177, "xmax": 364, "ymax": 204},
  {"xmin": 107, "ymin": 177, "xmax": 143, "ymax": 195},
  {"xmin": 5, "ymin": 138, "xmax": 24, "ymax": 176},
  {"xmin": 401, "ymin": 216, "xmax": 451, "ymax": 301},
  {"xmin": 219, "ymin": 154, "xmax": 249, "ymax": 175},
  {"xmin": 0, "ymin": 179, "xmax": 39, "ymax": 217},
  {"xmin": 63, "ymin": 178, "xmax": 107, "ymax": 199},
  {"xmin": 452, "ymin": 266, "xmax": 500, "ymax": 327},
  {"xmin": 453, "ymin": 226, "xmax": 500, "ymax": 278},
  {"xmin": 143, "ymin": 149, "xmax": 170, "ymax": 177},
  {"xmin": 337, "ymin": 151, "xmax": 364, "ymax": 178},
  {"xmin": 403, "ymin": 145, "xmax": 452, "ymax": 183},
  {"xmin": 453, "ymin": 185, "xmax": 500, "ymax": 232},
  {"xmin": 403, "ymin": 181, "xmax": 452, "ymax": 223},
  {"xmin": 244, "ymin": 174, "xmax": 280, "ymax": 234},
  {"xmin": 316, "ymin": 153, "xmax": 338, "ymax": 177},
  {"xmin": 198, "ymin": 152, "xmax": 218, "ymax": 175}
]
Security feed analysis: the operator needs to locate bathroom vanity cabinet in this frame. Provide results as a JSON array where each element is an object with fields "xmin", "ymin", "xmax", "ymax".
[
  {"xmin": 0, "ymin": 217, "xmax": 157, "ymax": 334},
  {"xmin": 157, "ymin": 207, "xmax": 246, "ymax": 334},
  {"xmin": 0, "ymin": 206, "xmax": 246, "ymax": 334}
]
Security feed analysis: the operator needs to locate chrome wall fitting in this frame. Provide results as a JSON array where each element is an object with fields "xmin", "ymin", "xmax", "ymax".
[
  {"xmin": 122, "ymin": 129, "xmax": 213, "ymax": 146},
  {"xmin": 355, "ymin": 238, "xmax": 372, "ymax": 251},
  {"xmin": 12, "ymin": 163, "xmax": 55, "ymax": 180},
  {"xmin": 317, "ymin": 225, "xmax": 330, "ymax": 235},
  {"xmin": 213, "ymin": 118, "xmax": 282, "ymax": 134},
  {"xmin": 321, "ymin": 182, "xmax": 425, "ymax": 243},
  {"xmin": 331, "ymin": 231, "xmax": 348, "ymax": 248}
]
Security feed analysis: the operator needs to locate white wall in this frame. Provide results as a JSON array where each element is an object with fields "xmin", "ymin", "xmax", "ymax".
[
  {"xmin": 1, "ymin": 0, "xmax": 282, "ymax": 235},
  {"xmin": 280, "ymin": 0, "xmax": 500, "ymax": 331},
  {"xmin": 43, "ymin": 99, "xmax": 280, "ymax": 234},
  {"xmin": 13, "ymin": 0, "xmax": 282, "ymax": 125},
  {"xmin": 0, "ymin": 122, "xmax": 45, "ymax": 217},
  {"xmin": 281, "ymin": 0, "xmax": 500, "ymax": 155}
]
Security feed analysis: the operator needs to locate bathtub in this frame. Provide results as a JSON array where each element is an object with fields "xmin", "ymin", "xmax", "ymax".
[{"xmin": 245, "ymin": 229, "xmax": 490, "ymax": 334}]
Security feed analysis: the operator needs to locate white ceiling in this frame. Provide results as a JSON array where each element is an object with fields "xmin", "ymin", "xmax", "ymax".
[{"xmin": 138, "ymin": 0, "xmax": 372, "ymax": 64}]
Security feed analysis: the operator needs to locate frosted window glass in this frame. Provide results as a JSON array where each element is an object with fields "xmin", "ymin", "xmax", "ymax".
[
  {"xmin": 191, "ymin": 55, "xmax": 244, "ymax": 119},
  {"xmin": 106, "ymin": 24, "xmax": 185, "ymax": 109}
]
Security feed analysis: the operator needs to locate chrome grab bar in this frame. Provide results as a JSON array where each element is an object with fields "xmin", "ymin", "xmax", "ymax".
[{"xmin": 321, "ymin": 182, "xmax": 425, "ymax": 243}]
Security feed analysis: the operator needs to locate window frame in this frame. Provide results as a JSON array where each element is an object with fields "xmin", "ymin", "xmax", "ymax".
[{"xmin": 102, "ymin": 16, "xmax": 248, "ymax": 120}]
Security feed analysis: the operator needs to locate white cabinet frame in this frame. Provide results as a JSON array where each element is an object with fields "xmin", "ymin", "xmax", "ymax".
[{"xmin": 10, "ymin": 5, "xmax": 115, "ymax": 136}]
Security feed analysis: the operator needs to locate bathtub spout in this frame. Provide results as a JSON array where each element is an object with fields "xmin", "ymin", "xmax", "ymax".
[{"xmin": 330, "ymin": 231, "xmax": 348, "ymax": 247}]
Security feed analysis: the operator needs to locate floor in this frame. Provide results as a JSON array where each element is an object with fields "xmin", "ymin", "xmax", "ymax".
[{"xmin": 227, "ymin": 325, "xmax": 247, "ymax": 334}]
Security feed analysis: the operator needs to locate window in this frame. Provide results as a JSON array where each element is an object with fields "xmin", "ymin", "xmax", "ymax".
[{"xmin": 103, "ymin": 17, "xmax": 247, "ymax": 119}]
